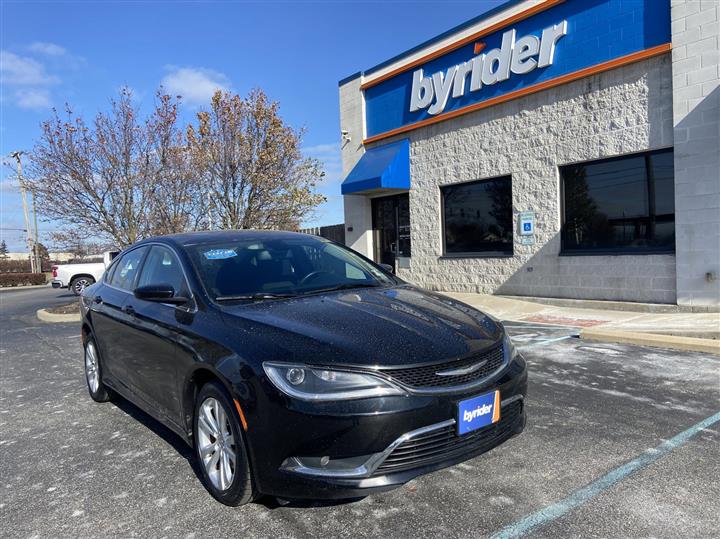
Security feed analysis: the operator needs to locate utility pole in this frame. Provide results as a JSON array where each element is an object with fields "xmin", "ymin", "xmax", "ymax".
[
  {"xmin": 32, "ymin": 192, "xmax": 42, "ymax": 272},
  {"xmin": 10, "ymin": 151, "xmax": 36, "ymax": 273}
]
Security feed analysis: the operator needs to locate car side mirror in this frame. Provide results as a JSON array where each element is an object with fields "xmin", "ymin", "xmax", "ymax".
[
  {"xmin": 134, "ymin": 284, "xmax": 189, "ymax": 305},
  {"xmin": 380, "ymin": 263, "xmax": 395, "ymax": 274}
]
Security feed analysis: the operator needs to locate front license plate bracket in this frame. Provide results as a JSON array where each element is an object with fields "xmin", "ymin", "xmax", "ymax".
[{"xmin": 457, "ymin": 390, "xmax": 500, "ymax": 435}]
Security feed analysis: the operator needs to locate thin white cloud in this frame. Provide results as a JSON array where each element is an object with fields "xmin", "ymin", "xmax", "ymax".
[
  {"xmin": 304, "ymin": 143, "xmax": 340, "ymax": 156},
  {"xmin": 28, "ymin": 42, "xmax": 67, "ymax": 57},
  {"xmin": 304, "ymin": 142, "xmax": 342, "ymax": 186},
  {"xmin": 14, "ymin": 88, "xmax": 52, "ymax": 109},
  {"xmin": 161, "ymin": 66, "xmax": 230, "ymax": 106},
  {"xmin": 1, "ymin": 50, "xmax": 59, "ymax": 110},
  {"xmin": 301, "ymin": 142, "xmax": 346, "ymax": 224},
  {"xmin": 28, "ymin": 42, "xmax": 85, "ymax": 71},
  {"xmin": 0, "ymin": 50, "xmax": 58, "ymax": 86},
  {"xmin": 0, "ymin": 178, "xmax": 18, "ymax": 192}
]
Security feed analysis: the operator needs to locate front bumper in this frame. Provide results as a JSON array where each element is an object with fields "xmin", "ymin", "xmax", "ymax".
[{"xmin": 243, "ymin": 356, "xmax": 527, "ymax": 500}]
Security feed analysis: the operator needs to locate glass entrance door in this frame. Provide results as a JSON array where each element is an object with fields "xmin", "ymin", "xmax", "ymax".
[{"xmin": 371, "ymin": 194, "xmax": 411, "ymax": 267}]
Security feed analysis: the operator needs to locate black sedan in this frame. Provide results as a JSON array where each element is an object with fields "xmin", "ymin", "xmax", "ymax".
[{"xmin": 80, "ymin": 230, "xmax": 527, "ymax": 506}]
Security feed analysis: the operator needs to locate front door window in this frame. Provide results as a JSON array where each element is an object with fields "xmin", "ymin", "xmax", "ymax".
[{"xmin": 371, "ymin": 194, "xmax": 411, "ymax": 267}]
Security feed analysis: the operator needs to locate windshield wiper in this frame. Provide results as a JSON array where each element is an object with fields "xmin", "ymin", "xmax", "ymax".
[
  {"xmin": 217, "ymin": 283, "xmax": 383, "ymax": 301},
  {"xmin": 216, "ymin": 292, "xmax": 297, "ymax": 302},
  {"xmin": 302, "ymin": 283, "xmax": 382, "ymax": 295}
]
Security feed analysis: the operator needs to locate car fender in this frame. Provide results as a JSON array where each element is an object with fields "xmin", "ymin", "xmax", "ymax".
[{"xmin": 179, "ymin": 359, "xmax": 255, "ymax": 436}]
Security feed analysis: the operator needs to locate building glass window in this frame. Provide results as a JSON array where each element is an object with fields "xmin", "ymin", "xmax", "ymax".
[
  {"xmin": 441, "ymin": 176, "xmax": 513, "ymax": 256},
  {"xmin": 561, "ymin": 149, "xmax": 675, "ymax": 254}
]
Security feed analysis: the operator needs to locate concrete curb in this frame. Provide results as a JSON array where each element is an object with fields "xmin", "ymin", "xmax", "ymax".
[
  {"xmin": 0, "ymin": 284, "xmax": 50, "ymax": 293},
  {"xmin": 36, "ymin": 308, "xmax": 81, "ymax": 323},
  {"xmin": 500, "ymin": 294, "xmax": 720, "ymax": 313},
  {"xmin": 581, "ymin": 328, "xmax": 720, "ymax": 356}
]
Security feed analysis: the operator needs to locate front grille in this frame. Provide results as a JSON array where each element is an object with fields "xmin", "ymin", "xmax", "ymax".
[
  {"xmin": 382, "ymin": 343, "xmax": 505, "ymax": 389},
  {"xmin": 373, "ymin": 400, "xmax": 522, "ymax": 476}
]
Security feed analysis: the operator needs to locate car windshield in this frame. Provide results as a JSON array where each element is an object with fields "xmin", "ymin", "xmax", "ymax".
[{"xmin": 185, "ymin": 236, "xmax": 396, "ymax": 301}]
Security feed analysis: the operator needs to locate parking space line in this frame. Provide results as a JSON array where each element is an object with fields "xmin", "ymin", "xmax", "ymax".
[
  {"xmin": 490, "ymin": 410, "xmax": 720, "ymax": 539},
  {"xmin": 504, "ymin": 325, "xmax": 576, "ymax": 330},
  {"xmin": 503, "ymin": 323, "xmax": 578, "ymax": 330},
  {"xmin": 517, "ymin": 335, "xmax": 575, "ymax": 349}
]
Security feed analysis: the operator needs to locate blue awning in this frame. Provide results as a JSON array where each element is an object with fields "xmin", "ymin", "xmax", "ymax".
[{"xmin": 341, "ymin": 139, "xmax": 410, "ymax": 195}]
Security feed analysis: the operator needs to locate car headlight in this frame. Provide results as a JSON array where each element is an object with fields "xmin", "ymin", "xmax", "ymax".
[{"xmin": 263, "ymin": 362, "xmax": 406, "ymax": 401}]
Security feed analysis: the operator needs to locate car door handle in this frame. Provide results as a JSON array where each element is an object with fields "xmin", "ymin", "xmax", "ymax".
[
  {"xmin": 94, "ymin": 296, "xmax": 103, "ymax": 304},
  {"xmin": 122, "ymin": 305, "xmax": 136, "ymax": 316}
]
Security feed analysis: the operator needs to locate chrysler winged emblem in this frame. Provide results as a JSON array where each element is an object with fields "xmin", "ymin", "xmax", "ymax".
[{"xmin": 435, "ymin": 359, "xmax": 488, "ymax": 377}]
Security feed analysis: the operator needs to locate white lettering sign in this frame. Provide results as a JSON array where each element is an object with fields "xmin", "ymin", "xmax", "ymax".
[
  {"xmin": 410, "ymin": 21, "xmax": 568, "ymax": 115},
  {"xmin": 463, "ymin": 403, "xmax": 493, "ymax": 423}
]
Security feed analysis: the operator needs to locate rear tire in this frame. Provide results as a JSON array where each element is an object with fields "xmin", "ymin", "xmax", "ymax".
[
  {"xmin": 194, "ymin": 382, "xmax": 255, "ymax": 506},
  {"xmin": 84, "ymin": 338, "xmax": 110, "ymax": 402},
  {"xmin": 70, "ymin": 276, "xmax": 95, "ymax": 296}
]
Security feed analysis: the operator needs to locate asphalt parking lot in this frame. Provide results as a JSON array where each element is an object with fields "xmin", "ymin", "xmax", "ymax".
[{"xmin": 1, "ymin": 287, "xmax": 718, "ymax": 538}]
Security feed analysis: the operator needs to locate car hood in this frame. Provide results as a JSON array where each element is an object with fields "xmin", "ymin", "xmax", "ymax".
[{"xmin": 219, "ymin": 285, "xmax": 503, "ymax": 368}]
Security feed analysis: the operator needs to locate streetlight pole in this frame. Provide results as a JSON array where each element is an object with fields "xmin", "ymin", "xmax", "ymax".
[{"xmin": 10, "ymin": 151, "xmax": 36, "ymax": 273}]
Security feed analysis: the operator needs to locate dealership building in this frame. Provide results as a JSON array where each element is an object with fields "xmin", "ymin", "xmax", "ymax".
[{"xmin": 338, "ymin": 0, "xmax": 719, "ymax": 308}]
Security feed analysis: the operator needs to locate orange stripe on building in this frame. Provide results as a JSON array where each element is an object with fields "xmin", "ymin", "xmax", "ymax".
[
  {"xmin": 363, "ymin": 43, "xmax": 672, "ymax": 145},
  {"xmin": 360, "ymin": 0, "xmax": 566, "ymax": 90}
]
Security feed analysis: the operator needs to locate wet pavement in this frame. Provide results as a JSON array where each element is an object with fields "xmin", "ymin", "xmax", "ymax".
[{"xmin": 1, "ymin": 287, "xmax": 718, "ymax": 538}]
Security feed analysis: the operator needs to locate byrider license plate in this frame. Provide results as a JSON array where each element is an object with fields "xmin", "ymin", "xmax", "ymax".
[{"xmin": 457, "ymin": 390, "xmax": 501, "ymax": 435}]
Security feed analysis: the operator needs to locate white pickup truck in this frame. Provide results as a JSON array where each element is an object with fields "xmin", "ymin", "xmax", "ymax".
[{"xmin": 51, "ymin": 251, "xmax": 120, "ymax": 295}]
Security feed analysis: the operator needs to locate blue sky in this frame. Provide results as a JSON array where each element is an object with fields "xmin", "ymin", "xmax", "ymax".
[{"xmin": 1, "ymin": 0, "xmax": 505, "ymax": 251}]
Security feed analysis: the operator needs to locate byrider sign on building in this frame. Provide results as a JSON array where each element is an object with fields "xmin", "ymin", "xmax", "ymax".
[
  {"xmin": 409, "ymin": 21, "xmax": 568, "ymax": 116},
  {"xmin": 360, "ymin": 0, "xmax": 671, "ymax": 141},
  {"xmin": 339, "ymin": 0, "xmax": 720, "ymax": 308}
]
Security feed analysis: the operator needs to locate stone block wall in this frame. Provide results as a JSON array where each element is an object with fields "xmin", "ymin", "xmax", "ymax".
[
  {"xmin": 391, "ymin": 55, "xmax": 677, "ymax": 303},
  {"xmin": 671, "ymin": 0, "xmax": 720, "ymax": 307}
]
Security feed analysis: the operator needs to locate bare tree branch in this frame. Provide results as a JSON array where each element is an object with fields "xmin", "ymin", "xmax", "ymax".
[
  {"xmin": 188, "ymin": 89, "xmax": 326, "ymax": 231},
  {"xmin": 26, "ymin": 87, "xmax": 326, "ymax": 247}
]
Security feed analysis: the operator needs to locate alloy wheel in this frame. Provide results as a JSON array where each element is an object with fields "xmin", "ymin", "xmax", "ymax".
[
  {"xmin": 85, "ymin": 341, "xmax": 100, "ymax": 393},
  {"xmin": 197, "ymin": 397, "xmax": 236, "ymax": 491},
  {"xmin": 74, "ymin": 278, "xmax": 91, "ymax": 294}
]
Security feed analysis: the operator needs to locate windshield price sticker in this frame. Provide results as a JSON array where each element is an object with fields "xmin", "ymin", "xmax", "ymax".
[{"xmin": 204, "ymin": 249, "xmax": 238, "ymax": 260}]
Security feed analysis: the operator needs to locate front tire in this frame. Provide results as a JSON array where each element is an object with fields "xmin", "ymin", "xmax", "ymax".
[
  {"xmin": 194, "ymin": 382, "xmax": 255, "ymax": 506},
  {"xmin": 84, "ymin": 338, "xmax": 110, "ymax": 402},
  {"xmin": 70, "ymin": 276, "xmax": 95, "ymax": 296}
]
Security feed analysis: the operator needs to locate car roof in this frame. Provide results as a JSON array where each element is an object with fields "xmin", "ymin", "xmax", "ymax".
[{"xmin": 138, "ymin": 230, "xmax": 324, "ymax": 248}]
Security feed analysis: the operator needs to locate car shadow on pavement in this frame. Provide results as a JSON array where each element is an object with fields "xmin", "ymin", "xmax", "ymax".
[
  {"xmin": 108, "ymin": 394, "xmax": 205, "ymax": 483},
  {"xmin": 54, "ymin": 292, "xmax": 78, "ymax": 299},
  {"xmin": 258, "ymin": 496, "xmax": 366, "ymax": 510},
  {"xmin": 109, "ymin": 394, "xmax": 369, "ymax": 509}
]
